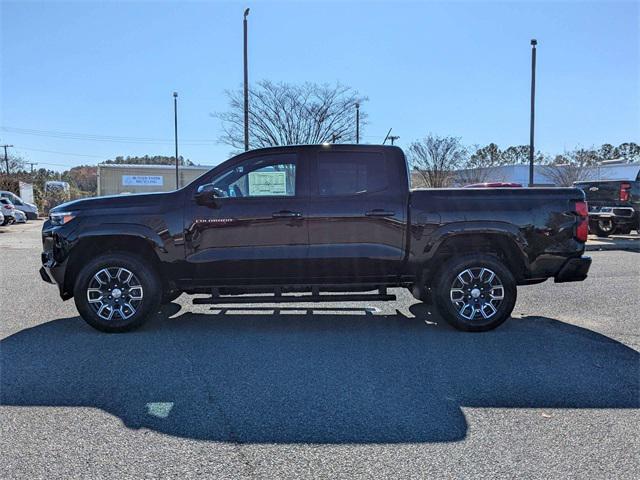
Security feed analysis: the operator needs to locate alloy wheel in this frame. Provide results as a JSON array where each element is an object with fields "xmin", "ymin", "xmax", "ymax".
[
  {"xmin": 86, "ymin": 267, "xmax": 144, "ymax": 321},
  {"xmin": 449, "ymin": 267, "xmax": 504, "ymax": 321}
]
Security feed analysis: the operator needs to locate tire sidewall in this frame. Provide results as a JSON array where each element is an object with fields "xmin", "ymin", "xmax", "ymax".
[
  {"xmin": 73, "ymin": 253, "xmax": 161, "ymax": 333},
  {"xmin": 433, "ymin": 254, "xmax": 517, "ymax": 332},
  {"xmin": 594, "ymin": 219, "xmax": 616, "ymax": 237}
]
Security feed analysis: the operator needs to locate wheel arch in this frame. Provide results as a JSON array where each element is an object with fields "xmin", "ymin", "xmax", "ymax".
[
  {"xmin": 422, "ymin": 230, "xmax": 529, "ymax": 284},
  {"xmin": 63, "ymin": 234, "xmax": 166, "ymax": 298}
]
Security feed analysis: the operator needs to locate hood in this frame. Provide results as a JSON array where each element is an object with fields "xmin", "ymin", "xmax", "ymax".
[{"xmin": 51, "ymin": 191, "xmax": 177, "ymax": 213}]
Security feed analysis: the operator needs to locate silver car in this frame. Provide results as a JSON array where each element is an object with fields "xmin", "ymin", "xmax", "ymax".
[
  {"xmin": 0, "ymin": 210, "xmax": 4, "ymax": 225},
  {"xmin": 0, "ymin": 198, "xmax": 16, "ymax": 225},
  {"xmin": 0, "ymin": 191, "xmax": 38, "ymax": 220},
  {"xmin": 13, "ymin": 209, "xmax": 27, "ymax": 223}
]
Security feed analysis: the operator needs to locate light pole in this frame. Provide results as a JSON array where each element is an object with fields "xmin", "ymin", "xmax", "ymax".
[
  {"xmin": 355, "ymin": 103, "xmax": 360, "ymax": 144},
  {"xmin": 243, "ymin": 8, "xmax": 250, "ymax": 151},
  {"xmin": 173, "ymin": 92, "xmax": 179, "ymax": 189},
  {"xmin": 529, "ymin": 39, "xmax": 537, "ymax": 187}
]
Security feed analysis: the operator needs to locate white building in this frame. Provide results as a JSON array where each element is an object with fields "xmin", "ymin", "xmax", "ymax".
[
  {"xmin": 97, "ymin": 164, "xmax": 212, "ymax": 196},
  {"xmin": 448, "ymin": 162, "xmax": 640, "ymax": 187}
]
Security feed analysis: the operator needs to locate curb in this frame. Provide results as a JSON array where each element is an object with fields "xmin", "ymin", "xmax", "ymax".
[{"xmin": 586, "ymin": 242, "xmax": 640, "ymax": 252}]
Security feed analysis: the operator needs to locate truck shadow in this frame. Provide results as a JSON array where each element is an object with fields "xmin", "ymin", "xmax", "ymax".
[{"xmin": 1, "ymin": 304, "xmax": 638, "ymax": 444}]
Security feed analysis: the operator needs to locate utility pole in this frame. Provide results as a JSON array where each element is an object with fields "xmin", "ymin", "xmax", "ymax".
[
  {"xmin": 173, "ymin": 92, "xmax": 179, "ymax": 189},
  {"xmin": 529, "ymin": 39, "xmax": 537, "ymax": 187},
  {"xmin": 2, "ymin": 144, "xmax": 14, "ymax": 174},
  {"xmin": 331, "ymin": 133, "xmax": 341, "ymax": 143},
  {"xmin": 388, "ymin": 135, "xmax": 400, "ymax": 146},
  {"xmin": 355, "ymin": 103, "xmax": 360, "ymax": 144},
  {"xmin": 243, "ymin": 8, "xmax": 250, "ymax": 151},
  {"xmin": 29, "ymin": 162, "xmax": 37, "ymax": 174}
]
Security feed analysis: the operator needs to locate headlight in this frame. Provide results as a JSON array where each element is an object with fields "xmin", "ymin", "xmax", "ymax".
[{"xmin": 49, "ymin": 211, "xmax": 76, "ymax": 226}]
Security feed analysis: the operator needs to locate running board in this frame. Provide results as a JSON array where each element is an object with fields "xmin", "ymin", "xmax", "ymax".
[{"xmin": 193, "ymin": 288, "xmax": 396, "ymax": 305}]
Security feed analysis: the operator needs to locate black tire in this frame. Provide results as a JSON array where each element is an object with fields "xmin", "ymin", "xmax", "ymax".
[
  {"xmin": 73, "ymin": 253, "xmax": 161, "ymax": 333},
  {"xmin": 433, "ymin": 254, "xmax": 517, "ymax": 332},
  {"xmin": 161, "ymin": 289, "xmax": 182, "ymax": 304},
  {"xmin": 592, "ymin": 219, "xmax": 616, "ymax": 237}
]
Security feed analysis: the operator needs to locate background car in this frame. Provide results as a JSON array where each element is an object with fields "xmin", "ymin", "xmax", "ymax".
[
  {"xmin": 574, "ymin": 176, "xmax": 640, "ymax": 237},
  {"xmin": 13, "ymin": 209, "xmax": 27, "ymax": 223},
  {"xmin": 463, "ymin": 182, "xmax": 523, "ymax": 188},
  {"xmin": 0, "ymin": 211, "xmax": 4, "ymax": 226},
  {"xmin": 0, "ymin": 198, "xmax": 17, "ymax": 225},
  {"xmin": 0, "ymin": 190, "xmax": 39, "ymax": 220}
]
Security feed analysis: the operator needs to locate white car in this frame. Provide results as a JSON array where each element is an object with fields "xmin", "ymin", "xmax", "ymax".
[
  {"xmin": 0, "ymin": 211, "xmax": 4, "ymax": 225},
  {"xmin": 0, "ymin": 191, "xmax": 39, "ymax": 220}
]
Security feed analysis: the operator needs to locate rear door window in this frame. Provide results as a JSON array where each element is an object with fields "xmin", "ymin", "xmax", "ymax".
[{"xmin": 317, "ymin": 152, "xmax": 387, "ymax": 196}]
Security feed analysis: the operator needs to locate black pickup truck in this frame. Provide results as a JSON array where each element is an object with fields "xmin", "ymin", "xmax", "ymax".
[
  {"xmin": 574, "ymin": 175, "xmax": 640, "ymax": 237},
  {"xmin": 41, "ymin": 145, "xmax": 591, "ymax": 333}
]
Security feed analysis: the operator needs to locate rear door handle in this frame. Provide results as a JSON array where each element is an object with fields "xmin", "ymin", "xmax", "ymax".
[
  {"xmin": 365, "ymin": 209, "xmax": 395, "ymax": 217},
  {"xmin": 272, "ymin": 210, "xmax": 303, "ymax": 218}
]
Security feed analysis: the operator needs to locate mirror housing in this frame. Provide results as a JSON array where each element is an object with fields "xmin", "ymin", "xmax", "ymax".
[{"xmin": 195, "ymin": 184, "xmax": 225, "ymax": 206}]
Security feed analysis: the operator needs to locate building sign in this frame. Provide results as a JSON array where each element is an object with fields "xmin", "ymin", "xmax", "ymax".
[
  {"xmin": 122, "ymin": 175, "xmax": 164, "ymax": 186},
  {"xmin": 248, "ymin": 171, "xmax": 287, "ymax": 196}
]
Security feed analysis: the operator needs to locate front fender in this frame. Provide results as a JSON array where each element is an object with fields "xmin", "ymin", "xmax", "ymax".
[{"xmin": 74, "ymin": 223, "xmax": 168, "ymax": 255}]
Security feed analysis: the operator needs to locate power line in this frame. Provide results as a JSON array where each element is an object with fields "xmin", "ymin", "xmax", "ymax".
[
  {"xmin": 15, "ymin": 146, "xmax": 104, "ymax": 158},
  {"xmin": 1, "ymin": 126, "xmax": 216, "ymax": 145}
]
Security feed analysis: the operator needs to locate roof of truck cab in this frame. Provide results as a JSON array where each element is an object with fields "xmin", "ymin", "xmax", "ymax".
[{"xmin": 239, "ymin": 144, "xmax": 404, "ymax": 155}]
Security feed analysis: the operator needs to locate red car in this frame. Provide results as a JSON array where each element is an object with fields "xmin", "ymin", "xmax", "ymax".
[{"xmin": 463, "ymin": 182, "xmax": 523, "ymax": 188}]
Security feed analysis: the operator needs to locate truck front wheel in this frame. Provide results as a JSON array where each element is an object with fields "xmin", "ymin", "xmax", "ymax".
[
  {"xmin": 591, "ymin": 219, "xmax": 616, "ymax": 237},
  {"xmin": 73, "ymin": 253, "xmax": 161, "ymax": 333},
  {"xmin": 433, "ymin": 254, "xmax": 517, "ymax": 332}
]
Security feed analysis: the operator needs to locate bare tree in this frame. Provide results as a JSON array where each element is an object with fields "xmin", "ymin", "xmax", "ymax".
[
  {"xmin": 541, "ymin": 148, "xmax": 598, "ymax": 186},
  {"xmin": 454, "ymin": 166, "xmax": 495, "ymax": 186},
  {"xmin": 3, "ymin": 154, "xmax": 25, "ymax": 174},
  {"xmin": 408, "ymin": 134, "xmax": 467, "ymax": 188},
  {"xmin": 214, "ymin": 80, "xmax": 367, "ymax": 150},
  {"xmin": 453, "ymin": 143, "xmax": 502, "ymax": 185}
]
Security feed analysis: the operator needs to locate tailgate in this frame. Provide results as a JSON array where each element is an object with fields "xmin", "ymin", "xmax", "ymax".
[{"xmin": 574, "ymin": 181, "xmax": 620, "ymax": 203}]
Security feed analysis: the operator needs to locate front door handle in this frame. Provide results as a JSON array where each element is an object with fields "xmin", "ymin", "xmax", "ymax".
[
  {"xmin": 365, "ymin": 209, "xmax": 395, "ymax": 217},
  {"xmin": 272, "ymin": 210, "xmax": 303, "ymax": 218}
]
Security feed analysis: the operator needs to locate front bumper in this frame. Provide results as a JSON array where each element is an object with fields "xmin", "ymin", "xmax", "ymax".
[
  {"xmin": 40, "ymin": 250, "xmax": 70, "ymax": 297},
  {"xmin": 554, "ymin": 256, "xmax": 592, "ymax": 283}
]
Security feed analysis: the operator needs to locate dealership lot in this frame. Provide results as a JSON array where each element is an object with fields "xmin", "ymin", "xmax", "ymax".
[{"xmin": 1, "ymin": 221, "xmax": 638, "ymax": 479}]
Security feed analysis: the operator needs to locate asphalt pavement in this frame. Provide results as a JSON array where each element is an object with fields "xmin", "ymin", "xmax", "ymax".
[{"xmin": 1, "ymin": 221, "xmax": 638, "ymax": 479}]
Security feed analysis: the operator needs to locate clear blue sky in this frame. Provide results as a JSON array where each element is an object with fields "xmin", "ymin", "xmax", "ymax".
[{"xmin": 1, "ymin": 0, "xmax": 638, "ymax": 171}]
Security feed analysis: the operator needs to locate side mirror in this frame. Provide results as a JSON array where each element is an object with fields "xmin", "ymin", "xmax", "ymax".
[{"xmin": 195, "ymin": 184, "xmax": 225, "ymax": 206}]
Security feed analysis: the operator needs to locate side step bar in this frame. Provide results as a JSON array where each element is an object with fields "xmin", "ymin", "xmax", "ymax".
[{"xmin": 193, "ymin": 288, "xmax": 396, "ymax": 305}]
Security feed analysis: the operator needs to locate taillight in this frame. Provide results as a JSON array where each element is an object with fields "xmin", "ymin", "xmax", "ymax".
[
  {"xmin": 620, "ymin": 182, "xmax": 631, "ymax": 202},
  {"xmin": 575, "ymin": 201, "xmax": 588, "ymax": 242}
]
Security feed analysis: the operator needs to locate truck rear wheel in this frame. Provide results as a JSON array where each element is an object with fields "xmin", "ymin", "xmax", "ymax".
[
  {"xmin": 433, "ymin": 254, "xmax": 516, "ymax": 332},
  {"xmin": 73, "ymin": 253, "xmax": 161, "ymax": 333}
]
